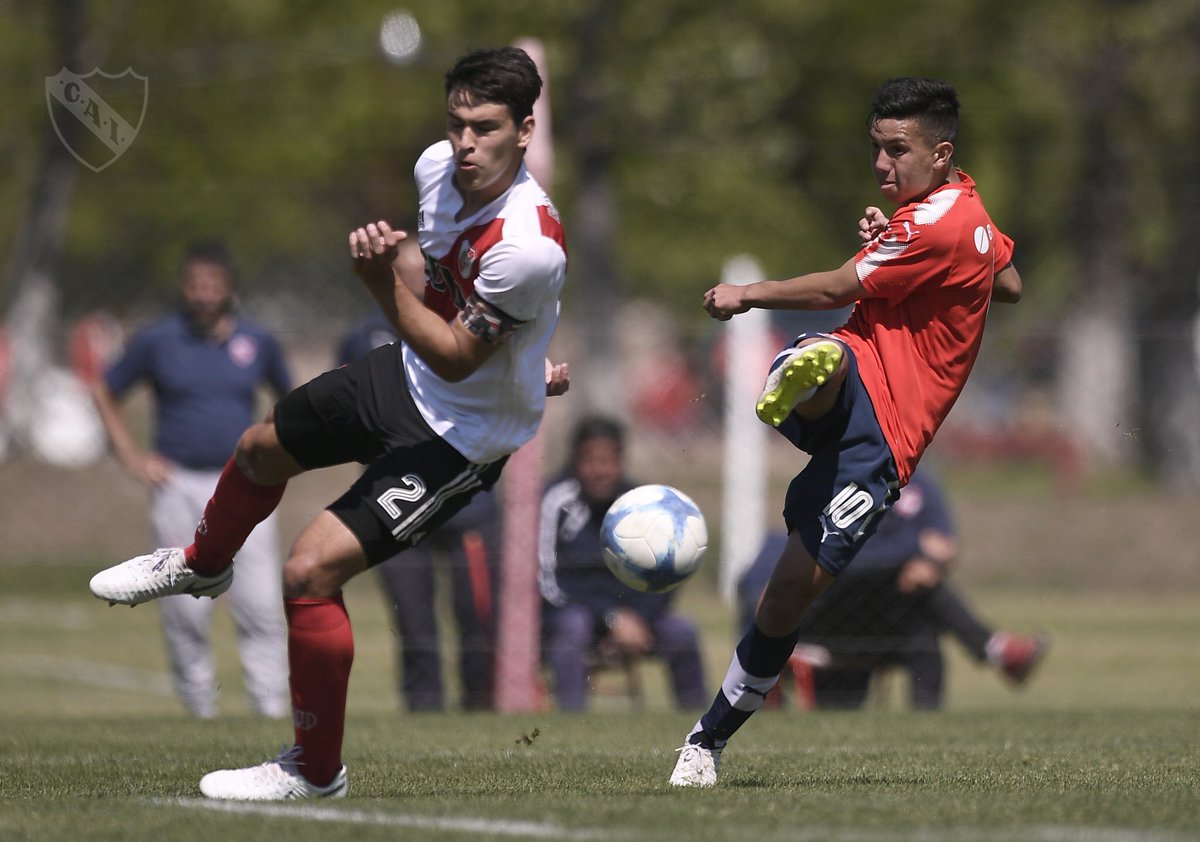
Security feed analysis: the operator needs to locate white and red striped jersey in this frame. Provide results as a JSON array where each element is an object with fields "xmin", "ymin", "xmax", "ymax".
[{"xmin": 404, "ymin": 141, "xmax": 567, "ymax": 464}]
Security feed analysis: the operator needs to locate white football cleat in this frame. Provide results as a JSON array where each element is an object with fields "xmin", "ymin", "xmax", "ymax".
[
  {"xmin": 199, "ymin": 745, "xmax": 348, "ymax": 801},
  {"xmin": 669, "ymin": 740, "xmax": 722, "ymax": 788},
  {"xmin": 89, "ymin": 548, "xmax": 232, "ymax": 606}
]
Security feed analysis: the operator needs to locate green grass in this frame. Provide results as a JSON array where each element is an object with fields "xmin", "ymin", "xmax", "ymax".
[
  {"xmin": 1, "ymin": 561, "xmax": 1198, "ymax": 841},
  {"xmin": 2, "ymin": 711, "xmax": 1197, "ymax": 841}
]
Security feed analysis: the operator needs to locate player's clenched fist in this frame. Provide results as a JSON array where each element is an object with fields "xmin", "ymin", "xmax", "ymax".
[
  {"xmin": 857, "ymin": 206, "xmax": 888, "ymax": 243},
  {"xmin": 703, "ymin": 284, "xmax": 748, "ymax": 321},
  {"xmin": 545, "ymin": 358, "xmax": 570, "ymax": 397},
  {"xmin": 349, "ymin": 220, "xmax": 408, "ymax": 282}
]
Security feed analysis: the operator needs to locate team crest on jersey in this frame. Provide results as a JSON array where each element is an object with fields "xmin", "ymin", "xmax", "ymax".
[
  {"xmin": 227, "ymin": 335, "xmax": 258, "ymax": 368},
  {"xmin": 892, "ymin": 484, "xmax": 924, "ymax": 518},
  {"xmin": 973, "ymin": 224, "xmax": 992, "ymax": 255},
  {"xmin": 544, "ymin": 200, "xmax": 561, "ymax": 223},
  {"xmin": 457, "ymin": 239, "xmax": 477, "ymax": 277}
]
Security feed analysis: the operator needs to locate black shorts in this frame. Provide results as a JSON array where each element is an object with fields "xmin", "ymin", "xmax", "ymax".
[{"xmin": 274, "ymin": 344, "xmax": 507, "ymax": 564}]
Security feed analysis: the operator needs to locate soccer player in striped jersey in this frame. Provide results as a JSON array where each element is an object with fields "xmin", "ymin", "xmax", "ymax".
[
  {"xmin": 89, "ymin": 46, "xmax": 569, "ymax": 800},
  {"xmin": 672, "ymin": 76, "xmax": 1022, "ymax": 787}
]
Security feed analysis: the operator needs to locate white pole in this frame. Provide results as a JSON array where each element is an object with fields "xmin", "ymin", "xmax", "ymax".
[{"xmin": 719, "ymin": 255, "xmax": 770, "ymax": 603}]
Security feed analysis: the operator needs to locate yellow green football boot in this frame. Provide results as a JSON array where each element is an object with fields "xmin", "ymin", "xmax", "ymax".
[{"xmin": 755, "ymin": 340, "xmax": 843, "ymax": 427}]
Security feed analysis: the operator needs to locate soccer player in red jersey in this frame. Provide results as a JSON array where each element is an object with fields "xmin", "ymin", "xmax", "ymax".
[{"xmin": 671, "ymin": 77, "xmax": 1022, "ymax": 787}]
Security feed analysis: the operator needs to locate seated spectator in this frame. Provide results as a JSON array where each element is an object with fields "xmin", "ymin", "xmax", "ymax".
[
  {"xmin": 739, "ymin": 467, "xmax": 1047, "ymax": 710},
  {"xmin": 539, "ymin": 416, "xmax": 707, "ymax": 711}
]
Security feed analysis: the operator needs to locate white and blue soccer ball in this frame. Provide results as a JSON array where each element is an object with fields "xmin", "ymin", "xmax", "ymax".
[{"xmin": 600, "ymin": 484, "xmax": 708, "ymax": 593}]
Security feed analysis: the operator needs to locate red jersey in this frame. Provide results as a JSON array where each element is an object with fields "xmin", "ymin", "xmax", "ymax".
[{"xmin": 833, "ymin": 170, "xmax": 1013, "ymax": 485}]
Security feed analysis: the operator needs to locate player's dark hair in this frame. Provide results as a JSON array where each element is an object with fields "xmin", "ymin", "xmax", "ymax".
[
  {"xmin": 444, "ymin": 46, "xmax": 542, "ymax": 122},
  {"xmin": 869, "ymin": 77, "xmax": 959, "ymax": 145},
  {"xmin": 571, "ymin": 415, "xmax": 625, "ymax": 458},
  {"xmin": 180, "ymin": 238, "xmax": 235, "ymax": 279}
]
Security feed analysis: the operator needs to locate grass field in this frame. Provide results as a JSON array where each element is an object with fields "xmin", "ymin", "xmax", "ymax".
[
  {"xmin": 1, "ymin": 556, "xmax": 1198, "ymax": 842},
  {"xmin": 4, "ymin": 709, "xmax": 1198, "ymax": 841}
]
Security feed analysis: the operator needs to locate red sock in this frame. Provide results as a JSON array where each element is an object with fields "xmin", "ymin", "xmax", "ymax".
[
  {"xmin": 286, "ymin": 596, "xmax": 354, "ymax": 787},
  {"xmin": 185, "ymin": 457, "xmax": 286, "ymax": 575}
]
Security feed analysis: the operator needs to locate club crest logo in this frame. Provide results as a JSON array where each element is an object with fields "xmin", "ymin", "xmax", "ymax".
[
  {"xmin": 227, "ymin": 335, "xmax": 258, "ymax": 368},
  {"xmin": 457, "ymin": 239, "xmax": 477, "ymax": 278},
  {"xmin": 293, "ymin": 709, "xmax": 318, "ymax": 731},
  {"xmin": 45, "ymin": 67, "xmax": 148, "ymax": 173},
  {"xmin": 973, "ymin": 224, "xmax": 992, "ymax": 255}
]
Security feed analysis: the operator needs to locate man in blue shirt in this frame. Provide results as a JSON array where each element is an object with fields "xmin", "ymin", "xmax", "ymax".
[{"xmin": 92, "ymin": 239, "xmax": 293, "ymax": 718}]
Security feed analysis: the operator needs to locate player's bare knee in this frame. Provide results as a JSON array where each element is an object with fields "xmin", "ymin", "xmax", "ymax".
[
  {"xmin": 233, "ymin": 445, "xmax": 259, "ymax": 484},
  {"xmin": 234, "ymin": 423, "xmax": 290, "ymax": 485},
  {"xmin": 233, "ymin": 427, "xmax": 264, "ymax": 480},
  {"xmin": 282, "ymin": 553, "xmax": 335, "ymax": 600}
]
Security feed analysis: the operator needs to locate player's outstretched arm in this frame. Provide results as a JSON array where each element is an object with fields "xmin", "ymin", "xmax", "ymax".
[{"xmin": 702, "ymin": 257, "xmax": 862, "ymax": 320}]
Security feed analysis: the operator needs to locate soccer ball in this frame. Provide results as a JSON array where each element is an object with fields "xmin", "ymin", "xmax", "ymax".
[{"xmin": 600, "ymin": 484, "xmax": 708, "ymax": 593}]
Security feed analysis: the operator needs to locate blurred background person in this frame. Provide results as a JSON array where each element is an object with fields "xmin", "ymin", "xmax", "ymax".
[
  {"xmin": 91, "ymin": 239, "xmax": 292, "ymax": 718},
  {"xmin": 739, "ymin": 466, "xmax": 1047, "ymax": 710},
  {"xmin": 538, "ymin": 415, "xmax": 707, "ymax": 711},
  {"xmin": 337, "ymin": 306, "xmax": 500, "ymax": 711}
]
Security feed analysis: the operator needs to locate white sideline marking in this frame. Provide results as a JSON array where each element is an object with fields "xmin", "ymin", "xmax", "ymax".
[
  {"xmin": 158, "ymin": 798, "xmax": 611, "ymax": 839},
  {"xmin": 1018, "ymin": 830, "xmax": 1195, "ymax": 842},
  {"xmin": 153, "ymin": 801, "xmax": 1191, "ymax": 842},
  {"xmin": 778, "ymin": 828, "xmax": 1193, "ymax": 842}
]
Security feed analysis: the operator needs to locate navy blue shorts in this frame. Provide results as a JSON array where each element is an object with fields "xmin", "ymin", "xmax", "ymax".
[{"xmin": 775, "ymin": 335, "xmax": 900, "ymax": 576}]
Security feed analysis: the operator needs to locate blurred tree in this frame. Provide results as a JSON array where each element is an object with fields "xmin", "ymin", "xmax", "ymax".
[
  {"xmin": 995, "ymin": 0, "xmax": 1200, "ymax": 481},
  {"xmin": 1116, "ymin": 2, "xmax": 1200, "ymax": 488},
  {"xmin": 573, "ymin": 0, "xmax": 1200, "ymax": 483},
  {"xmin": 3, "ymin": 0, "xmax": 1200, "ymax": 483},
  {"xmin": 2, "ymin": 0, "xmax": 87, "ymax": 455},
  {"xmin": 558, "ymin": 0, "xmax": 621, "ymax": 412}
]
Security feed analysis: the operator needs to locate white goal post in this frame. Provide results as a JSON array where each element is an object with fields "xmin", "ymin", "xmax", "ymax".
[{"xmin": 719, "ymin": 255, "xmax": 771, "ymax": 603}]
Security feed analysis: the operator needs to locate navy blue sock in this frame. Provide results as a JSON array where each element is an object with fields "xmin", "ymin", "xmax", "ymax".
[{"xmin": 694, "ymin": 623, "xmax": 800, "ymax": 745}]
